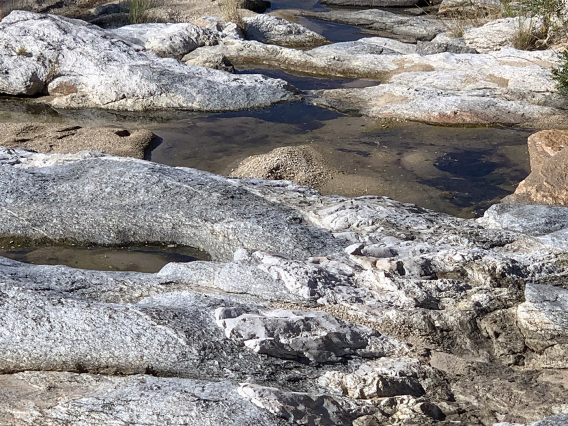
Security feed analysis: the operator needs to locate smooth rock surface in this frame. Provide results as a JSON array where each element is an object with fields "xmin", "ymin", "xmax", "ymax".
[
  {"xmin": 244, "ymin": 14, "xmax": 329, "ymax": 48},
  {"xmin": 463, "ymin": 17, "xmax": 540, "ymax": 53},
  {"xmin": 0, "ymin": 11, "xmax": 297, "ymax": 110},
  {"xmin": 110, "ymin": 23, "xmax": 221, "ymax": 59},
  {"xmin": 298, "ymin": 9, "xmax": 446, "ymax": 43}
]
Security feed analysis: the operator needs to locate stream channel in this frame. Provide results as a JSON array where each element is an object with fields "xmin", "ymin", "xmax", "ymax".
[{"xmin": 0, "ymin": 2, "xmax": 533, "ymax": 271}]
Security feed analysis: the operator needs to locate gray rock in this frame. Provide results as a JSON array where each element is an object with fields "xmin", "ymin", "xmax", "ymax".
[
  {"xmin": 239, "ymin": 383, "xmax": 376, "ymax": 425},
  {"xmin": 416, "ymin": 33, "xmax": 477, "ymax": 55},
  {"xmin": 438, "ymin": 0, "xmax": 501, "ymax": 15},
  {"xmin": 185, "ymin": 52, "xmax": 236, "ymax": 72},
  {"xmin": 0, "ymin": 149, "xmax": 342, "ymax": 261},
  {"xmin": 518, "ymin": 284, "xmax": 568, "ymax": 368},
  {"xmin": 463, "ymin": 17, "xmax": 542, "ymax": 53},
  {"xmin": 312, "ymin": 37, "xmax": 416, "ymax": 55},
  {"xmin": 110, "ymin": 23, "xmax": 221, "ymax": 59},
  {"xmin": 0, "ymin": 11, "xmax": 297, "ymax": 110},
  {"xmin": 244, "ymin": 14, "xmax": 329, "ymax": 48},
  {"xmin": 0, "ymin": 372, "xmax": 287, "ymax": 426},
  {"xmin": 0, "ymin": 149, "xmax": 568, "ymax": 424},
  {"xmin": 298, "ymin": 9, "xmax": 446, "ymax": 43},
  {"xmin": 319, "ymin": 0, "xmax": 419, "ymax": 7},
  {"xmin": 479, "ymin": 203, "xmax": 568, "ymax": 236},
  {"xmin": 533, "ymin": 414, "xmax": 568, "ymax": 426}
]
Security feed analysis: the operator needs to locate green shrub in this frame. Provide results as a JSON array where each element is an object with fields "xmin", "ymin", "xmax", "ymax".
[
  {"xmin": 128, "ymin": 0, "xmax": 153, "ymax": 24},
  {"xmin": 553, "ymin": 50, "xmax": 568, "ymax": 100}
]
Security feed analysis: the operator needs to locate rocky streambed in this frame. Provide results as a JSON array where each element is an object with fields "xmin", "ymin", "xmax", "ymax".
[{"xmin": 1, "ymin": 1, "xmax": 568, "ymax": 425}]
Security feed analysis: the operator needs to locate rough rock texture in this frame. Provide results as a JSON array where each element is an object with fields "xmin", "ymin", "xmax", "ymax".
[
  {"xmin": 0, "ymin": 372, "xmax": 288, "ymax": 426},
  {"xmin": 229, "ymin": 145, "xmax": 337, "ymax": 190},
  {"xmin": 503, "ymin": 130, "xmax": 568, "ymax": 205},
  {"xmin": 297, "ymin": 9, "xmax": 446, "ymax": 43},
  {"xmin": 438, "ymin": 0, "xmax": 501, "ymax": 15},
  {"xmin": 244, "ymin": 14, "xmax": 329, "ymax": 48},
  {"xmin": 463, "ymin": 17, "xmax": 541, "ymax": 53},
  {"xmin": 0, "ymin": 11, "xmax": 297, "ymax": 111},
  {"xmin": 0, "ymin": 123, "xmax": 155, "ymax": 158},
  {"xmin": 110, "ymin": 23, "xmax": 221, "ymax": 59},
  {"xmin": 416, "ymin": 33, "xmax": 477, "ymax": 55},
  {"xmin": 318, "ymin": 0, "xmax": 420, "ymax": 7},
  {"xmin": 0, "ymin": 148, "xmax": 568, "ymax": 424},
  {"xmin": 185, "ymin": 52, "xmax": 236, "ymax": 72}
]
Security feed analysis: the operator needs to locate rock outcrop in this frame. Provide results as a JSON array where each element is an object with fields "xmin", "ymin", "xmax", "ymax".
[
  {"xmin": 0, "ymin": 148, "xmax": 567, "ymax": 424},
  {"xmin": 0, "ymin": 11, "xmax": 297, "ymax": 111},
  {"xmin": 297, "ymin": 9, "xmax": 446, "ymax": 43},
  {"xmin": 244, "ymin": 14, "xmax": 329, "ymax": 48},
  {"xmin": 503, "ymin": 130, "xmax": 568, "ymax": 205}
]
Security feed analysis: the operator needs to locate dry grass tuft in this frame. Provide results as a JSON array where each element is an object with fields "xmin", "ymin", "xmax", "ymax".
[
  {"xmin": 128, "ymin": 0, "xmax": 153, "ymax": 24},
  {"xmin": 218, "ymin": 0, "xmax": 245, "ymax": 31}
]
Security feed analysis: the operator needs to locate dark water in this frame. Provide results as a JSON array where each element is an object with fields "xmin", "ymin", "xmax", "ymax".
[
  {"xmin": 295, "ymin": 16, "xmax": 377, "ymax": 43},
  {"xmin": 238, "ymin": 68, "xmax": 380, "ymax": 91},
  {"xmin": 0, "ymin": 244, "xmax": 210, "ymax": 273}
]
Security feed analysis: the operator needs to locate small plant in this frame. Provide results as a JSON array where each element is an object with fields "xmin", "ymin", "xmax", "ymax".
[
  {"xmin": 218, "ymin": 0, "xmax": 246, "ymax": 31},
  {"xmin": 14, "ymin": 45, "xmax": 28, "ymax": 56},
  {"xmin": 512, "ymin": 16, "xmax": 539, "ymax": 50},
  {"xmin": 553, "ymin": 50, "xmax": 568, "ymax": 100},
  {"xmin": 128, "ymin": 0, "xmax": 153, "ymax": 24}
]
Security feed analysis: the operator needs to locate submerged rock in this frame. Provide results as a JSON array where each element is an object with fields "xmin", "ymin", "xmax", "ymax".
[
  {"xmin": 0, "ymin": 11, "xmax": 297, "ymax": 111},
  {"xmin": 230, "ymin": 145, "xmax": 338, "ymax": 190},
  {"xmin": 0, "ymin": 123, "xmax": 155, "ymax": 158}
]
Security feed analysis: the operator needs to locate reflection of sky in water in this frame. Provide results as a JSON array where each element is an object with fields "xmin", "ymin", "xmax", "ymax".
[{"xmin": 0, "ymin": 97, "xmax": 532, "ymax": 218}]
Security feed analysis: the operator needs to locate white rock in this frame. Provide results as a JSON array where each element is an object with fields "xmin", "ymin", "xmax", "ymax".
[
  {"xmin": 244, "ymin": 14, "xmax": 328, "ymax": 48},
  {"xmin": 0, "ymin": 11, "xmax": 297, "ymax": 111}
]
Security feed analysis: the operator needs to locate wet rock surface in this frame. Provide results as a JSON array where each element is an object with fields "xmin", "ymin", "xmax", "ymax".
[{"xmin": 0, "ymin": 149, "xmax": 567, "ymax": 424}]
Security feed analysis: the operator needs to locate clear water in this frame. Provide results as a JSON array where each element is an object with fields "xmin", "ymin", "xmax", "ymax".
[{"xmin": 0, "ymin": 244, "xmax": 210, "ymax": 273}]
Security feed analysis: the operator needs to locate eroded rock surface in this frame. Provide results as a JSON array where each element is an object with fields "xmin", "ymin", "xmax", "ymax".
[
  {"xmin": 0, "ymin": 11, "xmax": 297, "ymax": 110},
  {"xmin": 297, "ymin": 9, "xmax": 446, "ymax": 43},
  {"xmin": 0, "ymin": 149, "xmax": 567, "ymax": 424},
  {"xmin": 504, "ymin": 130, "xmax": 568, "ymax": 205},
  {"xmin": 0, "ymin": 123, "xmax": 155, "ymax": 158},
  {"xmin": 244, "ymin": 14, "xmax": 329, "ymax": 48}
]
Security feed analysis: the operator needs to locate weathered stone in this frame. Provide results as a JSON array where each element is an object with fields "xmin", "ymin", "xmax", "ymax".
[
  {"xmin": 318, "ymin": 0, "xmax": 419, "ymax": 8},
  {"xmin": 504, "ymin": 130, "xmax": 568, "ymax": 205},
  {"xmin": 185, "ymin": 51, "xmax": 236, "ymax": 72},
  {"xmin": 0, "ymin": 372, "xmax": 287, "ymax": 426},
  {"xmin": 463, "ymin": 17, "xmax": 542, "ymax": 53},
  {"xmin": 244, "ymin": 14, "xmax": 328, "ymax": 48},
  {"xmin": 0, "ymin": 123, "xmax": 155, "ymax": 158},
  {"xmin": 0, "ymin": 149, "xmax": 342, "ymax": 261},
  {"xmin": 438, "ymin": 0, "xmax": 501, "ymax": 15},
  {"xmin": 298, "ymin": 9, "xmax": 446, "ymax": 43},
  {"xmin": 0, "ymin": 149, "xmax": 567, "ymax": 424},
  {"xmin": 239, "ymin": 383, "xmax": 376, "ymax": 425},
  {"xmin": 518, "ymin": 284, "xmax": 568, "ymax": 368},
  {"xmin": 416, "ymin": 33, "xmax": 477, "ymax": 55},
  {"xmin": 230, "ymin": 145, "xmax": 337, "ymax": 190},
  {"xmin": 110, "ymin": 23, "xmax": 221, "ymax": 59},
  {"xmin": 0, "ymin": 11, "xmax": 297, "ymax": 110}
]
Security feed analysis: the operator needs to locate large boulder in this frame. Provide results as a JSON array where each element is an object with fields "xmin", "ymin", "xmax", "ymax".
[
  {"xmin": 463, "ymin": 17, "xmax": 542, "ymax": 53},
  {"xmin": 0, "ymin": 11, "xmax": 297, "ymax": 110},
  {"xmin": 110, "ymin": 23, "xmax": 222, "ymax": 59}
]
